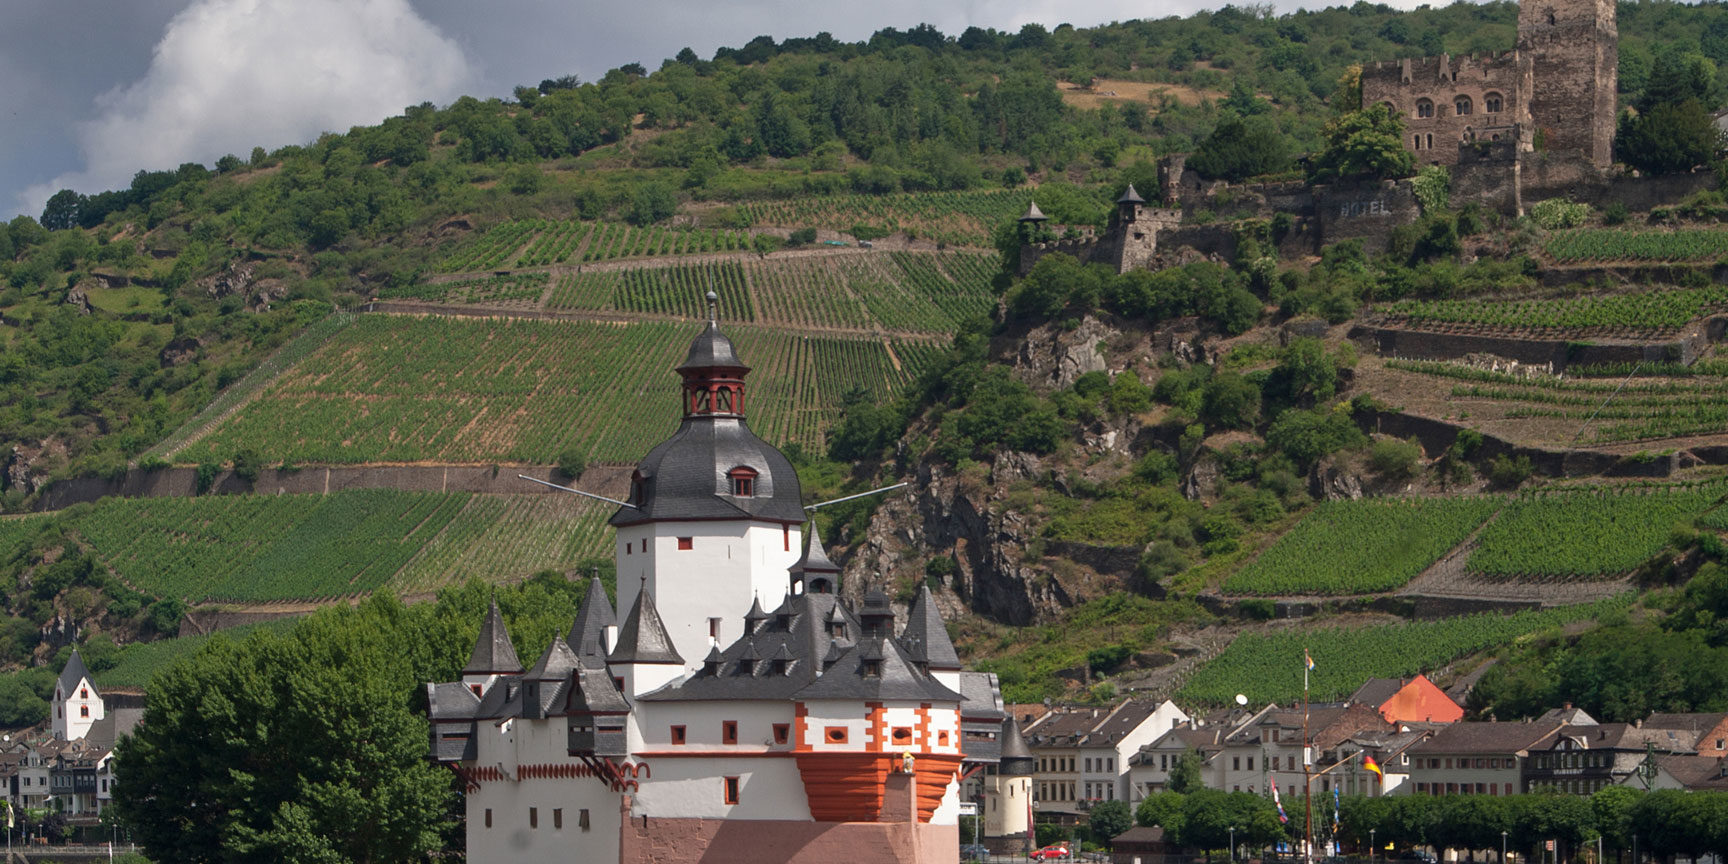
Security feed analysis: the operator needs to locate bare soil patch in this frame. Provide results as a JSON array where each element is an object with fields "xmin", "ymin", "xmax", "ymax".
[{"xmin": 1057, "ymin": 79, "xmax": 1225, "ymax": 111}]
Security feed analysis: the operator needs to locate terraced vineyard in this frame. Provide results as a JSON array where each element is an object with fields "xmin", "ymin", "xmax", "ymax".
[
  {"xmin": 1382, "ymin": 285, "xmax": 1728, "ymax": 332},
  {"xmin": 548, "ymin": 261, "xmax": 756, "ymax": 320},
  {"xmin": 1544, "ymin": 228, "xmax": 1728, "ymax": 263},
  {"xmin": 174, "ymin": 315, "xmax": 937, "ymax": 465},
  {"xmin": 437, "ymin": 219, "xmax": 752, "ymax": 271},
  {"xmin": 741, "ymin": 189, "xmax": 1035, "ymax": 246},
  {"xmin": 48, "ymin": 490, "xmax": 613, "ymax": 604},
  {"xmin": 1223, "ymin": 496, "xmax": 1501, "ymax": 595},
  {"xmin": 379, "ymin": 273, "xmax": 547, "ymax": 305},
  {"xmin": 1467, "ymin": 483, "xmax": 1725, "ymax": 578},
  {"xmin": 1385, "ymin": 359, "xmax": 1728, "ymax": 443},
  {"xmin": 544, "ymin": 250, "xmax": 998, "ymax": 334},
  {"xmin": 97, "ymin": 618, "xmax": 302, "ymax": 688},
  {"xmin": 1178, "ymin": 598, "xmax": 1627, "ymax": 704}
]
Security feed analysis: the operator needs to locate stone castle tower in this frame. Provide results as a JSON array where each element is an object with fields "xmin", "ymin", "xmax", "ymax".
[
  {"xmin": 1359, "ymin": 0, "xmax": 1617, "ymax": 169},
  {"xmin": 1517, "ymin": 0, "xmax": 1617, "ymax": 168}
]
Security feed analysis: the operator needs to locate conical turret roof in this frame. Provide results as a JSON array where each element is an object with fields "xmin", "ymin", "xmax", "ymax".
[
  {"xmin": 526, "ymin": 636, "xmax": 580, "ymax": 681},
  {"xmin": 790, "ymin": 520, "xmax": 841, "ymax": 575},
  {"xmin": 463, "ymin": 599, "xmax": 524, "ymax": 676},
  {"xmin": 1018, "ymin": 201, "xmax": 1049, "ymax": 222},
  {"xmin": 568, "ymin": 576, "xmax": 616, "ymax": 659},
  {"xmin": 999, "ymin": 715, "xmax": 1035, "ymax": 774},
  {"xmin": 901, "ymin": 585, "xmax": 962, "ymax": 670},
  {"xmin": 1117, "ymin": 183, "xmax": 1146, "ymax": 205},
  {"xmin": 609, "ymin": 586, "xmax": 684, "ymax": 665}
]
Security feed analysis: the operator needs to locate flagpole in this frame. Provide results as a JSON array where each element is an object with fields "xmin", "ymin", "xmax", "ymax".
[{"xmin": 1303, "ymin": 649, "xmax": 1313, "ymax": 864}]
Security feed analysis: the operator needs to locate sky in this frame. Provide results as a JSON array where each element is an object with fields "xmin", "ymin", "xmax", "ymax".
[{"xmin": 1, "ymin": 0, "xmax": 1431, "ymax": 221}]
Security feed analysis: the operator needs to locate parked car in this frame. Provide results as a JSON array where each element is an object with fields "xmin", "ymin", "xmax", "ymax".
[
  {"xmin": 961, "ymin": 844, "xmax": 990, "ymax": 861},
  {"xmin": 1030, "ymin": 844, "xmax": 1071, "ymax": 861}
]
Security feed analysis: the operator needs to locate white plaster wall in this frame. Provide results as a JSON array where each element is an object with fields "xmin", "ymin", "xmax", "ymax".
[
  {"xmin": 53, "ymin": 674, "xmax": 102, "ymax": 741},
  {"xmin": 985, "ymin": 775, "xmax": 1031, "ymax": 837},
  {"xmin": 620, "ymin": 662, "xmax": 686, "ymax": 701},
  {"xmin": 632, "ymin": 702, "xmax": 795, "ymax": 754},
  {"xmin": 631, "ymin": 756, "xmax": 812, "ymax": 820},
  {"xmin": 1110, "ymin": 701, "xmax": 1191, "ymax": 798},
  {"xmin": 802, "ymin": 702, "xmax": 872, "ymax": 752},
  {"xmin": 467, "ymin": 772, "xmax": 621, "ymax": 864},
  {"xmin": 615, "ymin": 520, "xmax": 802, "ymax": 669},
  {"xmin": 931, "ymin": 770, "xmax": 962, "ymax": 825}
]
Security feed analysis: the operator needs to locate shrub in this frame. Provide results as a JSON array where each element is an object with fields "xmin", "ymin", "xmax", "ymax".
[
  {"xmin": 787, "ymin": 227, "xmax": 818, "ymax": 247},
  {"xmin": 195, "ymin": 462, "xmax": 222, "ymax": 495},
  {"xmin": 1487, "ymin": 453, "xmax": 1534, "ymax": 489},
  {"xmin": 1368, "ymin": 436, "xmax": 1422, "ymax": 480},
  {"xmin": 1529, "ymin": 197, "xmax": 1590, "ymax": 230},
  {"xmin": 556, "ymin": 448, "xmax": 587, "ymax": 480},
  {"xmin": 1238, "ymin": 597, "xmax": 1276, "ymax": 620},
  {"xmin": 231, "ymin": 448, "xmax": 264, "ymax": 484}
]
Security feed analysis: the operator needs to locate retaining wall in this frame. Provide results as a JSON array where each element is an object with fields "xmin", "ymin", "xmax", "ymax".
[
  {"xmin": 37, "ymin": 463, "xmax": 635, "ymax": 512},
  {"xmin": 1350, "ymin": 322, "xmax": 1704, "ymax": 370}
]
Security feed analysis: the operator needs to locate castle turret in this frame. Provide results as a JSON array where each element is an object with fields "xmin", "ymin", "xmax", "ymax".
[
  {"xmin": 984, "ymin": 715, "xmax": 1035, "ymax": 853},
  {"xmin": 1517, "ymin": 0, "xmax": 1616, "ymax": 167},
  {"xmin": 608, "ymin": 582, "xmax": 684, "ymax": 698},
  {"xmin": 789, "ymin": 519, "xmax": 841, "ymax": 595},
  {"xmin": 611, "ymin": 291, "xmax": 806, "ymax": 665},
  {"xmin": 461, "ymin": 598, "xmax": 522, "ymax": 699},
  {"xmin": 567, "ymin": 575, "xmax": 616, "ymax": 660}
]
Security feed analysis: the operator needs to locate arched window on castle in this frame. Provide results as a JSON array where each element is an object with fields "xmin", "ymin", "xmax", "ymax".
[
  {"xmin": 1415, "ymin": 99, "xmax": 1434, "ymax": 119},
  {"xmin": 1484, "ymin": 93, "xmax": 1503, "ymax": 113},
  {"xmin": 1454, "ymin": 96, "xmax": 1473, "ymax": 116}
]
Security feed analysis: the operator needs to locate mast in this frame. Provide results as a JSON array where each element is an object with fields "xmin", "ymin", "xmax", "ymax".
[{"xmin": 1304, "ymin": 649, "xmax": 1313, "ymax": 864}]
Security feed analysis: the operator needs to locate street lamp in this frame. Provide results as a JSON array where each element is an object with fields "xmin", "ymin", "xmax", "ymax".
[
  {"xmin": 1231, "ymin": 825, "xmax": 1238, "ymax": 864},
  {"xmin": 1371, "ymin": 828, "xmax": 1377, "ymax": 864},
  {"xmin": 1503, "ymin": 831, "xmax": 1510, "ymax": 864}
]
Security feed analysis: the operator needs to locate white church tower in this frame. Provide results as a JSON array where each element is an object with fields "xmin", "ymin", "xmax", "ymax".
[
  {"xmin": 610, "ymin": 292, "xmax": 806, "ymax": 667},
  {"xmin": 53, "ymin": 648, "xmax": 104, "ymax": 742}
]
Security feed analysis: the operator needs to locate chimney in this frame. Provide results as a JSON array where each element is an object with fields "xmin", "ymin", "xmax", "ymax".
[
  {"xmin": 1635, "ymin": 718, "xmax": 1643, "ymax": 729},
  {"xmin": 1564, "ymin": 702, "xmax": 1572, "ymax": 711}
]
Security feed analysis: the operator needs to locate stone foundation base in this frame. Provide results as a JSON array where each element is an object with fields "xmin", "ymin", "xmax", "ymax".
[{"xmin": 620, "ymin": 815, "xmax": 958, "ymax": 864}]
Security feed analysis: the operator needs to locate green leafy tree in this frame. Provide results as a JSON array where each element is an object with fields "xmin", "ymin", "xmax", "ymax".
[
  {"xmin": 1307, "ymin": 103, "xmax": 1415, "ymax": 184},
  {"xmin": 1189, "ymin": 115, "xmax": 1291, "ymax": 182},
  {"xmin": 1168, "ymin": 750, "xmax": 1204, "ymax": 794},
  {"xmin": 1091, "ymin": 799, "xmax": 1134, "ymax": 845},
  {"xmin": 1616, "ymin": 100, "xmax": 1723, "ymax": 174},
  {"xmin": 113, "ymin": 595, "xmax": 454, "ymax": 863},
  {"xmin": 1138, "ymin": 790, "xmax": 1187, "ymax": 831},
  {"xmin": 627, "ymin": 183, "xmax": 679, "ymax": 226}
]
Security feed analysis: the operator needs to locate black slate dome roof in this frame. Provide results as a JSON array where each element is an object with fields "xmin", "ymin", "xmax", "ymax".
[
  {"xmin": 611, "ymin": 317, "xmax": 804, "ymax": 527},
  {"xmin": 677, "ymin": 320, "xmax": 748, "ymax": 372}
]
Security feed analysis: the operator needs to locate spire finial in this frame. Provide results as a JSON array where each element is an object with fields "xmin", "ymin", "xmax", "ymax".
[{"xmin": 706, "ymin": 290, "xmax": 718, "ymax": 324}]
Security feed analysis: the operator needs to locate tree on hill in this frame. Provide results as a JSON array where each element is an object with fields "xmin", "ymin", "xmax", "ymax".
[
  {"xmin": 1306, "ymin": 103, "xmax": 1414, "ymax": 184},
  {"xmin": 1189, "ymin": 114, "xmax": 1292, "ymax": 182},
  {"xmin": 1617, "ymin": 51, "xmax": 1725, "ymax": 174}
]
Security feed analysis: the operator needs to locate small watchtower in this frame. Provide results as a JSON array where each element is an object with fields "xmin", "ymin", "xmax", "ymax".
[{"xmin": 1108, "ymin": 184, "xmax": 1182, "ymax": 274}]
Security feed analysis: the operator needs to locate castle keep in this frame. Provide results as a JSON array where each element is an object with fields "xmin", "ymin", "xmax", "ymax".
[{"xmin": 1361, "ymin": 0, "xmax": 1616, "ymax": 168}]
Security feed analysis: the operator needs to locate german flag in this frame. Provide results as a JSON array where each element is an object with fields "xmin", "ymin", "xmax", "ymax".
[{"xmin": 1362, "ymin": 754, "xmax": 1384, "ymax": 778}]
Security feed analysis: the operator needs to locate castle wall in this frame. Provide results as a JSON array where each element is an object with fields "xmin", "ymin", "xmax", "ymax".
[
  {"xmin": 1314, "ymin": 180, "xmax": 1421, "ymax": 253},
  {"xmin": 1361, "ymin": 53, "xmax": 1527, "ymax": 168},
  {"xmin": 617, "ymin": 810, "xmax": 958, "ymax": 864}
]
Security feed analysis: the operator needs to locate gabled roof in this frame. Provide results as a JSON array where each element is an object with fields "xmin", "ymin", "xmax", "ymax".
[
  {"xmin": 609, "ymin": 586, "xmax": 683, "ymax": 665},
  {"xmin": 1377, "ymin": 675, "xmax": 1463, "ymax": 724},
  {"xmin": 1410, "ymin": 720, "xmax": 1563, "ymax": 756},
  {"xmin": 959, "ymin": 671, "xmax": 1006, "ymax": 721},
  {"xmin": 567, "ymin": 576, "xmax": 616, "ymax": 660},
  {"xmin": 57, "ymin": 649, "xmax": 95, "ymax": 699},
  {"xmin": 1552, "ymin": 723, "xmax": 1696, "ymax": 754},
  {"xmin": 565, "ymin": 664, "xmax": 632, "ymax": 715},
  {"xmin": 1649, "ymin": 754, "xmax": 1728, "ymax": 790},
  {"xmin": 1348, "ymin": 678, "xmax": 1404, "ymax": 709},
  {"xmin": 901, "ymin": 586, "xmax": 961, "ymax": 670},
  {"xmin": 462, "ymin": 600, "xmax": 523, "ymax": 676},
  {"xmin": 1088, "ymin": 701, "xmax": 1161, "ymax": 746}
]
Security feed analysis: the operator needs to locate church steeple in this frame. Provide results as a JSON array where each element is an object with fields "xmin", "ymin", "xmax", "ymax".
[{"xmin": 677, "ymin": 291, "xmax": 749, "ymax": 419}]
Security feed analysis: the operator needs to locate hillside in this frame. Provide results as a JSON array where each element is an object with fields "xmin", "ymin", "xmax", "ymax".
[{"xmin": 10, "ymin": 0, "xmax": 1728, "ymax": 731}]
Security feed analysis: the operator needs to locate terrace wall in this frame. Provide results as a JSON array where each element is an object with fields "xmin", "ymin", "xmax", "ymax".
[
  {"xmin": 1350, "ymin": 322, "xmax": 1706, "ymax": 371},
  {"xmin": 36, "ymin": 463, "xmax": 635, "ymax": 512}
]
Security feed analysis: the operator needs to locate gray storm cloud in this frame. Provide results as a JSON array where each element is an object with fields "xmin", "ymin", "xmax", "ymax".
[{"xmin": 20, "ymin": 0, "xmax": 476, "ymax": 216}]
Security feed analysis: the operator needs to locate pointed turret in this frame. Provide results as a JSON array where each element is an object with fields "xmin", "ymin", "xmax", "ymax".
[
  {"xmin": 901, "ymin": 585, "xmax": 962, "ymax": 672},
  {"xmin": 998, "ymin": 715, "xmax": 1035, "ymax": 776},
  {"xmin": 464, "ymin": 599, "xmax": 523, "ymax": 676},
  {"xmin": 610, "ymin": 587, "xmax": 683, "ymax": 666},
  {"xmin": 1018, "ymin": 201, "xmax": 1049, "ymax": 223},
  {"xmin": 744, "ymin": 595, "xmax": 770, "ymax": 634},
  {"xmin": 1117, "ymin": 183, "xmax": 1146, "ymax": 205},
  {"xmin": 568, "ymin": 576, "xmax": 617, "ymax": 660},
  {"xmin": 56, "ymin": 648, "xmax": 94, "ymax": 702},
  {"xmin": 790, "ymin": 519, "xmax": 841, "ymax": 594}
]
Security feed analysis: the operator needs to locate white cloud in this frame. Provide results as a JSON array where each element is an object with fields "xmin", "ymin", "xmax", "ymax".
[{"xmin": 19, "ymin": 0, "xmax": 475, "ymax": 217}]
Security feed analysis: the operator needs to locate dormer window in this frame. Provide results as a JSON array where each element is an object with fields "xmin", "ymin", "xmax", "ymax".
[
  {"xmin": 863, "ymin": 659, "xmax": 882, "ymax": 677},
  {"xmin": 830, "ymin": 621, "xmax": 845, "ymax": 638},
  {"xmin": 728, "ymin": 467, "xmax": 757, "ymax": 497}
]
